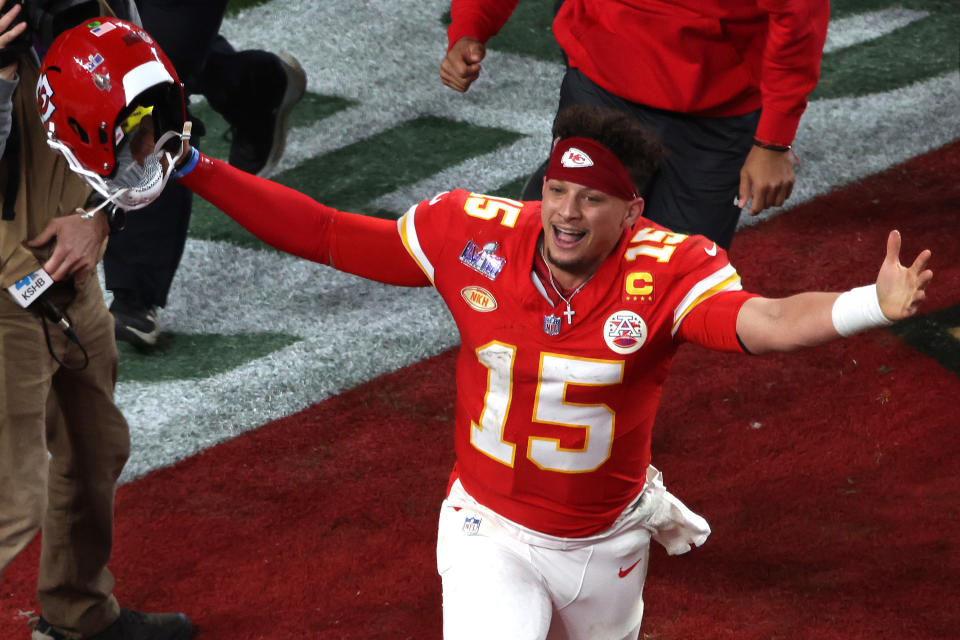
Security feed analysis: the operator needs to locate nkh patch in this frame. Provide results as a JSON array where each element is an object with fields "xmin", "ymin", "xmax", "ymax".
[
  {"xmin": 462, "ymin": 515, "xmax": 482, "ymax": 536},
  {"xmin": 459, "ymin": 240, "xmax": 506, "ymax": 281},
  {"xmin": 604, "ymin": 311, "xmax": 648, "ymax": 355},
  {"xmin": 461, "ymin": 286, "xmax": 498, "ymax": 312}
]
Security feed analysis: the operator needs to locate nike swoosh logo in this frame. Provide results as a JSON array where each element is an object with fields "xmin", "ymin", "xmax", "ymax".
[
  {"xmin": 704, "ymin": 243, "xmax": 718, "ymax": 257},
  {"xmin": 618, "ymin": 558, "xmax": 643, "ymax": 578}
]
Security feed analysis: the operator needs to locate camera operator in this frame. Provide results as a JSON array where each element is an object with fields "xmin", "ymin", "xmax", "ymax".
[{"xmin": 0, "ymin": 2, "xmax": 190, "ymax": 639}]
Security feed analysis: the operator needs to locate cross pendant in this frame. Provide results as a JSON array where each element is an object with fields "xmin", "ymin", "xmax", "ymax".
[{"xmin": 563, "ymin": 304, "xmax": 575, "ymax": 324}]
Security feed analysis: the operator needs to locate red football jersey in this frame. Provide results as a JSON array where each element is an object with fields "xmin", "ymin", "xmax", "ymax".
[{"xmin": 400, "ymin": 190, "xmax": 754, "ymax": 537}]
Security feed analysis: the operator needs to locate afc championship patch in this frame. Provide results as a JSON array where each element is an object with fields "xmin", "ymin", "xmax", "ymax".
[
  {"xmin": 603, "ymin": 311, "xmax": 648, "ymax": 354},
  {"xmin": 459, "ymin": 240, "xmax": 506, "ymax": 281}
]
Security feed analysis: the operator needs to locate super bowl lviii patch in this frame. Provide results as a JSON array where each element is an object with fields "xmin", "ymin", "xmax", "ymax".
[{"xmin": 459, "ymin": 240, "xmax": 506, "ymax": 281}]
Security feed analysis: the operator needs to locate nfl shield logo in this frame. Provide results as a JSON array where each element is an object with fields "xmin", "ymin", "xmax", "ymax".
[
  {"xmin": 462, "ymin": 515, "xmax": 481, "ymax": 536},
  {"xmin": 543, "ymin": 314, "xmax": 561, "ymax": 336}
]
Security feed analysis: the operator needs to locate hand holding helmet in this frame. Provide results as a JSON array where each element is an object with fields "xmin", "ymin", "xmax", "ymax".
[{"xmin": 36, "ymin": 16, "xmax": 190, "ymax": 211}]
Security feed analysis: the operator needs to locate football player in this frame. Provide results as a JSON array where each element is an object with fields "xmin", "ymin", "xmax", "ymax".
[{"xmin": 39, "ymin": 20, "xmax": 933, "ymax": 640}]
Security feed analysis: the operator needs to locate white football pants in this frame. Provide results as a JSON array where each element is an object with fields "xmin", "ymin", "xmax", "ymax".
[{"xmin": 436, "ymin": 467, "xmax": 710, "ymax": 640}]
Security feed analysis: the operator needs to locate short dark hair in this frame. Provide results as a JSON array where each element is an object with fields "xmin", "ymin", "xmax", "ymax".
[{"xmin": 552, "ymin": 105, "xmax": 664, "ymax": 193}]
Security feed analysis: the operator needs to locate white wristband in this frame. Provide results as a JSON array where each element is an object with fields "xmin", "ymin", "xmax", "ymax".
[{"xmin": 831, "ymin": 284, "xmax": 893, "ymax": 337}]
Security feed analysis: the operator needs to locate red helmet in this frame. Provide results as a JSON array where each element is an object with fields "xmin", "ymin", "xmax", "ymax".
[{"xmin": 37, "ymin": 17, "xmax": 188, "ymax": 209}]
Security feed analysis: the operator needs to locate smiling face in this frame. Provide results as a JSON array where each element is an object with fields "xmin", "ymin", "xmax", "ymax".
[{"xmin": 540, "ymin": 178, "xmax": 645, "ymax": 289}]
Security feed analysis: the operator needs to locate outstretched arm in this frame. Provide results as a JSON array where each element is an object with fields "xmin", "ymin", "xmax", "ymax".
[
  {"xmin": 737, "ymin": 231, "xmax": 933, "ymax": 354},
  {"xmin": 178, "ymin": 152, "xmax": 431, "ymax": 287}
]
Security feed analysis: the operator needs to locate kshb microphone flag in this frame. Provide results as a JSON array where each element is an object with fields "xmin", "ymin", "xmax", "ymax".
[{"xmin": 7, "ymin": 268, "xmax": 54, "ymax": 308}]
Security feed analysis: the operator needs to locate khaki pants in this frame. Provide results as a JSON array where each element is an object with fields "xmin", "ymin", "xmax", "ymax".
[{"xmin": 0, "ymin": 277, "xmax": 128, "ymax": 638}]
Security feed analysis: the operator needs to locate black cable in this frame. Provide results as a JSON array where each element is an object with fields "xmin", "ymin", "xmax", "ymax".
[{"xmin": 37, "ymin": 298, "xmax": 89, "ymax": 371}]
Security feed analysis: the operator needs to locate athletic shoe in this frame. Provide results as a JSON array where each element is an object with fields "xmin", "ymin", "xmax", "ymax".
[
  {"xmin": 110, "ymin": 293, "xmax": 159, "ymax": 349},
  {"xmin": 30, "ymin": 610, "xmax": 192, "ymax": 640},
  {"xmin": 228, "ymin": 52, "xmax": 307, "ymax": 177}
]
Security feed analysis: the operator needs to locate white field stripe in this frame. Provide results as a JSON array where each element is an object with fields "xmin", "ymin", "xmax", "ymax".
[
  {"xmin": 671, "ymin": 264, "xmax": 742, "ymax": 336},
  {"xmin": 105, "ymin": 0, "xmax": 959, "ymax": 483},
  {"xmin": 823, "ymin": 8, "xmax": 930, "ymax": 54},
  {"xmin": 105, "ymin": 237, "xmax": 458, "ymax": 482}
]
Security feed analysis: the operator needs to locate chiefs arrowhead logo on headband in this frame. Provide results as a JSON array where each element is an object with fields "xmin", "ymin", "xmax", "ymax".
[
  {"xmin": 547, "ymin": 137, "xmax": 638, "ymax": 201},
  {"xmin": 561, "ymin": 148, "xmax": 594, "ymax": 168}
]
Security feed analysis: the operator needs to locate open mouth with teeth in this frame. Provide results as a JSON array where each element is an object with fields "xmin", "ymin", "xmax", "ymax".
[{"xmin": 553, "ymin": 225, "xmax": 586, "ymax": 249}]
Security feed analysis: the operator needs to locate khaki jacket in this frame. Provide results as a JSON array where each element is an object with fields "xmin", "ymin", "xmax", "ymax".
[
  {"xmin": 0, "ymin": 58, "xmax": 91, "ymax": 290},
  {"xmin": 0, "ymin": 0, "xmax": 121, "ymax": 290}
]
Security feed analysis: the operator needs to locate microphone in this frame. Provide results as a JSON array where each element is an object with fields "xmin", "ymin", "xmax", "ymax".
[
  {"xmin": 7, "ymin": 268, "xmax": 88, "ymax": 370},
  {"xmin": 36, "ymin": 297, "xmax": 80, "ymax": 345},
  {"xmin": 6, "ymin": 268, "xmax": 81, "ymax": 345}
]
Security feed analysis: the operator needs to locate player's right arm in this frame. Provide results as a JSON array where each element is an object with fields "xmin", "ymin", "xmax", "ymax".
[{"xmin": 178, "ymin": 152, "xmax": 432, "ymax": 287}]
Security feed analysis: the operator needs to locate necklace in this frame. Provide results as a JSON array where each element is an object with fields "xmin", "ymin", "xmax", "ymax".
[{"xmin": 540, "ymin": 246, "xmax": 590, "ymax": 325}]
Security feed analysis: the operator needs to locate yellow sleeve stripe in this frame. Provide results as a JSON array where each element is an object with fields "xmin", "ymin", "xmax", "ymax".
[
  {"xmin": 671, "ymin": 264, "xmax": 742, "ymax": 336},
  {"xmin": 397, "ymin": 204, "xmax": 435, "ymax": 285}
]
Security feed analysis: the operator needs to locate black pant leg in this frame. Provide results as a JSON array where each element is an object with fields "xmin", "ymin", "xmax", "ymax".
[
  {"xmin": 102, "ymin": 0, "xmax": 226, "ymax": 308},
  {"xmin": 102, "ymin": 180, "xmax": 192, "ymax": 308},
  {"xmin": 200, "ymin": 37, "xmax": 284, "ymax": 128},
  {"xmin": 134, "ymin": 0, "xmax": 227, "ymax": 91}
]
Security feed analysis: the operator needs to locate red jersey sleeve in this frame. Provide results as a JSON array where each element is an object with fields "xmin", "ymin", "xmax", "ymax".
[
  {"xmin": 397, "ymin": 189, "xmax": 472, "ymax": 284},
  {"xmin": 447, "ymin": 0, "xmax": 519, "ymax": 48},
  {"xmin": 180, "ymin": 153, "xmax": 430, "ymax": 286},
  {"xmin": 667, "ymin": 234, "xmax": 758, "ymax": 353},
  {"xmin": 754, "ymin": 0, "xmax": 830, "ymax": 145}
]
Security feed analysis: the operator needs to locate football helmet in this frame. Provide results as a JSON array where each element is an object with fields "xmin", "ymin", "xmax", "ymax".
[{"xmin": 37, "ymin": 17, "xmax": 189, "ymax": 211}]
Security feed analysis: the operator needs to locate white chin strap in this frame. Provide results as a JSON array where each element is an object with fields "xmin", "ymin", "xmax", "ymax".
[{"xmin": 47, "ymin": 121, "xmax": 192, "ymax": 212}]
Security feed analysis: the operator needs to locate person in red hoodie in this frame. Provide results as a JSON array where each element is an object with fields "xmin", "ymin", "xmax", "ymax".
[{"xmin": 440, "ymin": 0, "xmax": 830, "ymax": 250}]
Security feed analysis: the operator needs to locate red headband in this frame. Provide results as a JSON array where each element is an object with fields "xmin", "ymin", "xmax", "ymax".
[{"xmin": 544, "ymin": 137, "xmax": 638, "ymax": 201}]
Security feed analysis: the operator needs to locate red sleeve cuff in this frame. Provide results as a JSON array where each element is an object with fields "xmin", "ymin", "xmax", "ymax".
[
  {"xmin": 754, "ymin": 107, "xmax": 803, "ymax": 148},
  {"xmin": 446, "ymin": 0, "xmax": 519, "ymax": 49}
]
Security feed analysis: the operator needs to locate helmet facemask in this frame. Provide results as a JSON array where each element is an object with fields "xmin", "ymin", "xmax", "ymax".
[{"xmin": 45, "ymin": 82, "xmax": 191, "ymax": 212}]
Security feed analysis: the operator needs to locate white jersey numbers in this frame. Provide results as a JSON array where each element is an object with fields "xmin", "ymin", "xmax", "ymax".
[
  {"xmin": 470, "ymin": 345, "xmax": 624, "ymax": 473},
  {"xmin": 470, "ymin": 342, "xmax": 518, "ymax": 466},
  {"xmin": 530, "ymin": 354, "xmax": 622, "ymax": 473}
]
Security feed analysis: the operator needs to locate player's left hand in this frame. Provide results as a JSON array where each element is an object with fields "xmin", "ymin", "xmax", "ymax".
[
  {"xmin": 738, "ymin": 145, "xmax": 795, "ymax": 216},
  {"xmin": 27, "ymin": 209, "xmax": 109, "ymax": 282},
  {"xmin": 876, "ymin": 230, "xmax": 933, "ymax": 320}
]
